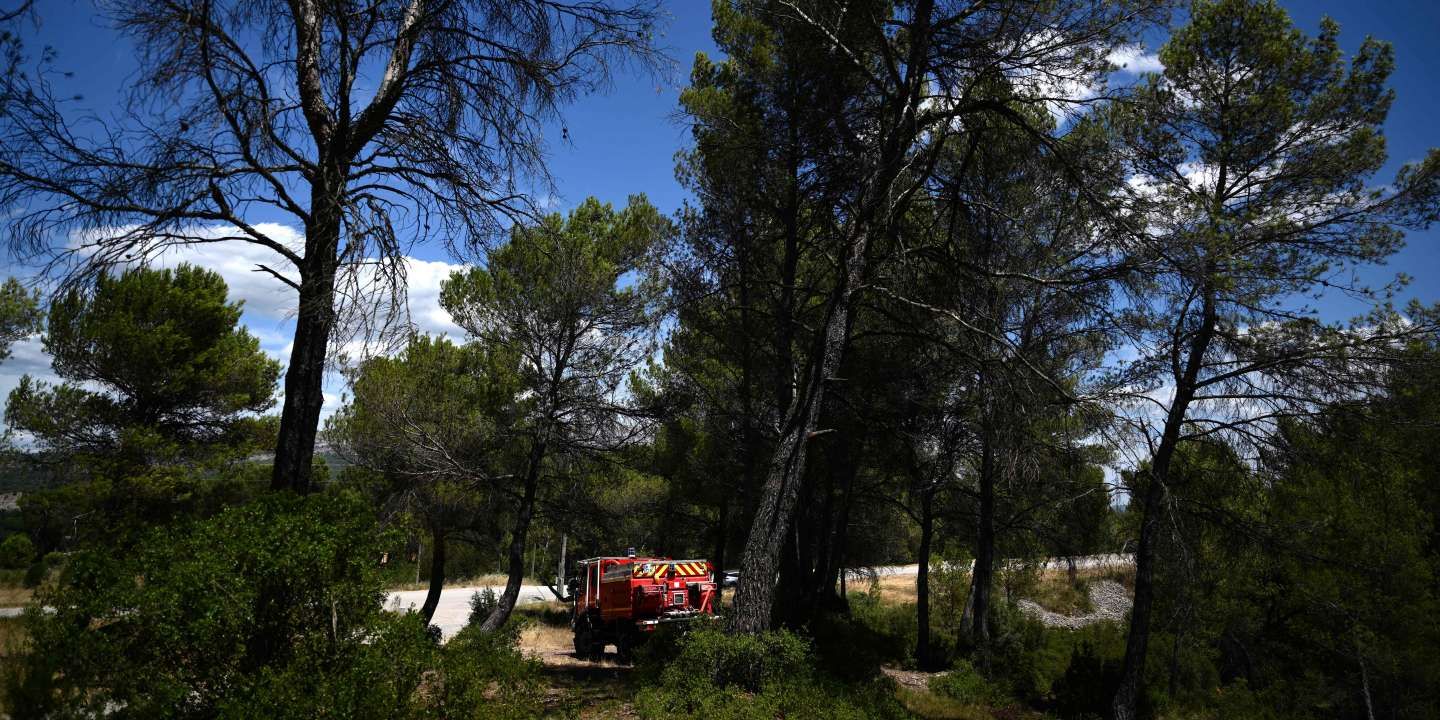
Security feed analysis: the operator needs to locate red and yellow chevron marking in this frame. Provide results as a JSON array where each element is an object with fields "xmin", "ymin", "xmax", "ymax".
[{"xmin": 634, "ymin": 561, "xmax": 708, "ymax": 578}]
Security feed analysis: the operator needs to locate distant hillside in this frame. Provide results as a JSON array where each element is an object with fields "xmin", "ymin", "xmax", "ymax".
[
  {"xmin": 0, "ymin": 457, "xmax": 58, "ymax": 494},
  {"xmin": 0, "ymin": 444, "xmax": 353, "ymax": 495}
]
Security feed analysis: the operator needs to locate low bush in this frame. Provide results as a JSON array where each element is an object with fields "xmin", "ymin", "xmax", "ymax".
[
  {"xmin": 20, "ymin": 559, "xmax": 44, "ymax": 588},
  {"xmin": 1051, "ymin": 640, "xmax": 1122, "ymax": 719},
  {"xmin": 0, "ymin": 533, "xmax": 33, "ymax": 569},
  {"xmin": 929, "ymin": 660, "xmax": 1003, "ymax": 705},
  {"xmin": 841, "ymin": 583, "xmax": 918, "ymax": 669},
  {"xmin": 634, "ymin": 627, "xmax": 909, "ymax": 720},
  {"xmin": 3, "ymin": 490, "xmax": 543, "ymax": 719},
  {"xmin": 979, "ymin": 599, "xmax": 1129, "ymax": 706}
]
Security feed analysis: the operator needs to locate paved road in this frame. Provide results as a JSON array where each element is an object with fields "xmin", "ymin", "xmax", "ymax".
[{"xmin": 384, "ymin": 584, "xmax": 558, "ymax": 641}]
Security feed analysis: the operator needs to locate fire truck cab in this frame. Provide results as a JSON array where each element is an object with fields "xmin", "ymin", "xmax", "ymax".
[{"xmin": 571, "ymin": 552, "xmax": 716, "ymax": 661}]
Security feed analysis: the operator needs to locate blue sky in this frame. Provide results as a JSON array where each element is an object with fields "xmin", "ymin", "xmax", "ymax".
[{"xmin": 2, "ymin": 0, "xmax": 1436, "ymax": 421}]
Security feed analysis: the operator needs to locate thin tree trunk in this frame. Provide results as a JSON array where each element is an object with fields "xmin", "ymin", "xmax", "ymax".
[
  {"xmin": 819, "ymin": 442, "xmax": 859, "ymax": 604},
  {"xmin": 973, "ymin": 433, "xmax": 996, "ymax": 668},
  {"xmin": 915, "ymin": 487, "xmax": 935, "ymax": 668},
  {"xmin": 557, "ymin": 533, "xmax": 567, "ymax": 594},
  {"xmin": 713, "ymin": 497, "xmax": 729, "ymax": 603},
  {"xmin": 480, "ymin": 437, "xmax": 545, "ymax": 632},
  {"xmin": 1355, "ymin": 626, "xmax": 1376, "ymax": 720},
  {"xmin": 419, "ymin": 526, "xmax": 446, "ymax": 623}
]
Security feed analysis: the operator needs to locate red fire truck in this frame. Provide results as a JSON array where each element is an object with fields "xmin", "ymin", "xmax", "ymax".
[{"xmin": 570, "ymin": 552, "xmax": 718, "ymax": 661}]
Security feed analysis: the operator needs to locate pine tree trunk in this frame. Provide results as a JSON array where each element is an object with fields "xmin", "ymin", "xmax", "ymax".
[
  {"xmin": 915, "ymin": 488, "xmax": 935, "ymax": 668},
  {"xmin": 419, "ymin": 526, "xmax": 446, "ymax": 623},
  {"xmin": 1112, "ymin": 460, "xmax": 1165, "ymax": 720},
  {"xmin": 272, "ymin": 169, "xmax": 343, "ymax": 494},
  {"xmin": 713, "ymin": 498, "xmax": 729, "ymax": 603},
  {"xmin": 481, "ymin": 438, "xmax": 544, "ymax": 632},
  {"xmin": 1113, "ymin": 290, "xmax": 1216, "ymax": 720},
  {"xmin": 972, "ymin": 434, "xmax": 997, "ymax": 668},
  {"xmin": 557, "ymin": 533, "xmax": 567, "ymax": 595}
]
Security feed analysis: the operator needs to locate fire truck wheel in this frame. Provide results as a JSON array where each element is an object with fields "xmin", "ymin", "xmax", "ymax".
[
  {"xmin": 573, "ymin": 630, "xmax": 596, "ymax": 661},
  {"xmin": 616, "ymin": 631, "xmax": 635, "ymax": 664},
  {"xmin": 573, "ymin": 617, "xmax": 604, "ymax": 661}
]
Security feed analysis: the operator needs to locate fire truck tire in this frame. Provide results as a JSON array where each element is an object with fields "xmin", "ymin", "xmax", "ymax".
[
  {"xmin": 573, "ymin": 630, "xmax": 597, "ymax": 660},
  {"xmin": 616, "ymin": 630, "xmax": 635, "ymax": 664},
  {"xmin": 573, "ymin": 617, "xmax": 604, "ymax": 661}
]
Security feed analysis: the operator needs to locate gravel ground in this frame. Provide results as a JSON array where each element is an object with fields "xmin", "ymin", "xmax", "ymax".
[{"xmin": 1017, "ymin": 579, "xmax": 1132, "ymax": 629}]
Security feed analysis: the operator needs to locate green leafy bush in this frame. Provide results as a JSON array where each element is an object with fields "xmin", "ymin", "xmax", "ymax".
[
  {"xmin": 468, "ymin": 586, "xmax": 499, "ymax": 626},
  {"xmin": 978, "ymin": 599, "xmax": 1129, "ymax": 705},
  {"xmin": 235, "ymin": 614, "xmax": 541, "ymax": 720},
  {"xmin": 0, "ymin": 533, "xmax": 33, "ymax": 569},
  {"xmin": 928, "ymin": 660, "xmax": 1002, "ymax": 705},
  {"xmin": 1051, "ymin": 641, "xmax": 1121, "ymax": 719},
  {"xmin": 3, "ymin": 490, "xmax": 541, "ymax": 719},
  {"xmin": 20, "ymin": 559, "xmax": 44, "ymax": 588},
  {"xmin": 634, "ymin": 627, "xmax": 908, "ymax": 720},
  {"xmin": 842, "ymin": 582, "xmax": 918, "ymax": 668}
]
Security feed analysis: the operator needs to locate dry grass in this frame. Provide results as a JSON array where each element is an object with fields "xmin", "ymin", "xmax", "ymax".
[
  {"xmin": 512, "ymin": 601, "xmax": 638, "ymax": 670},
  {"xmin": 0, "ymin": 585, "xmax": 32, "ymax": 607},
  {"xmin": 0, "ymin": 617, "xmax": 27, "ymax": 659},
  {"xmin": 874, "ymin": 574, "xmax": 920, "ymax": 604},
  {"xmin": 1026, "ymin": 576, "xmax": 1094, "ymax": 615},
  {"xmin": 895, "ymin": 686, "xmax": 1051, "ymax": 720}
]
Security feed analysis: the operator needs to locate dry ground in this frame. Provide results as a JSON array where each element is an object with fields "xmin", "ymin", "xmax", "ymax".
[
  {"xmin": 511, "ymin": 602, "xmax": 642, "ymax": 718},
  {"xmin": 0, "ymin": 587, "xmax": 31, "ymax": 607}
]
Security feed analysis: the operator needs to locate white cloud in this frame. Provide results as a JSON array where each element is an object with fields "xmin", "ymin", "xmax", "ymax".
[{"xmin": 1108, "ymin": 45, "xmax": 1163, "ymax": 75}]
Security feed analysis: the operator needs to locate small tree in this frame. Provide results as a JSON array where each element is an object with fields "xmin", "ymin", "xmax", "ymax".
[
  {"xmin": 5, "ymin": 264, "xmax": 279, "ymax": 472},
  {"xmin": 1107, "ymin": 2, "xmax": 1440, "ymax": 716},
  {"xmin": 440, "ymin": 195, "xmax": 669, "ymax": 631},
  {"xmin": 327, "ymin": 335, "xmax": 522, "ymax": 623}
]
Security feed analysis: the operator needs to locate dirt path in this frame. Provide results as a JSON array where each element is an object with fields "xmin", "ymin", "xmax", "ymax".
[{"xmin": 519, "ymin": 620, "xmax": 640, "ymax": 717}]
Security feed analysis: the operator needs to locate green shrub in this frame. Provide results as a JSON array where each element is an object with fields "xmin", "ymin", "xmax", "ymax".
[
  {"xmin": 1051, "ymin": 641, "xmax": 1121, "ymax": 719},
  {"xmin": 663, "ymin": 626, "xmax": 809, "ymax": 693},
  {"xmin": 843, "ymin": 583, "xmax": 918, "ymax": 667},
  {"xmin": 3, "ymin": 491, "xmax": 540, "ymax": 719},
  {"xmin": 634, "ymin": 627, "xmax": 908, "ymax": 720},
  {"xmin": 978, "ymin": 600, "xmax": 1129, "ymax": 705},
  {"xmin": 20, "ymin": 559, "xmax": 44, "ymax": 588},
  {"xmin": 468, "ymin": 586, "xmax": 499, "ymax": 626},
  {"xmin": 929, "ymin": 549, "xmax": 973, "ymax": 640},
  {"xmin": 929, "ymin": 660, "xmax": 1002, "ymax": 705},
  {"xmin": 0, "ymin": 533, "xmax": 33, "ymax": 569}
]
